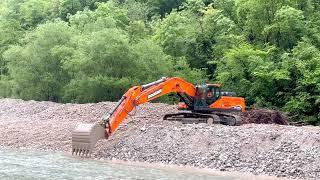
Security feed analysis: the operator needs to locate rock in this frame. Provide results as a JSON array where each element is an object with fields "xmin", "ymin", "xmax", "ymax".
[{"xmin": 0, "ymin": 98, "xmax": 319, "ymax": 179}]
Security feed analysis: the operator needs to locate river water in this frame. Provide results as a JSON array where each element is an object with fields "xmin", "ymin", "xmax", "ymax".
[{"xmin": 0, "ymin": 149, "xmax": 244, "ymax": 180}]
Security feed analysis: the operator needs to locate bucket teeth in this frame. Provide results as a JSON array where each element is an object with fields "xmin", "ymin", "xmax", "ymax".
[{"xmin": 72, "ymin": 122, "xmax": 106, "ymax": 157}]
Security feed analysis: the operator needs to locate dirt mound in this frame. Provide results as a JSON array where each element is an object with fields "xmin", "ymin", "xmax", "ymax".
[{"xmin": 241, "ymin": 109, "xmax": 289, "ymax": 125}]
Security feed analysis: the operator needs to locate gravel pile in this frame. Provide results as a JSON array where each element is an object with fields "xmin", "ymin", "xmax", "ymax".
[{"xmin": 0, "ymin": 98, "xmax": 319, "ymax": 179}]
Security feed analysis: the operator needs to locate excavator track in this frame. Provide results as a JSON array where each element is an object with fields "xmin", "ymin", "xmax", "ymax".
[{"xmin": 163, "ymin": 112, "xmax": 241, "ymax": 126}]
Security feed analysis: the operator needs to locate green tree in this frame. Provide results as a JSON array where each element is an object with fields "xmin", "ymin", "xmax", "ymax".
[
  {"xmin": 281, "ymin": 40, "xmax": 320, "ymax": 124},
  {"xmin": 59, "ymin": 0, "xmax": 108, "ymax": 20},
  {"xmin": 2, "ymin": 0, "xmax": 56, "ymax": 29},
  {"xmin": 172, "ymin": 57, "xmax": 207, "ymax": 83},
  {"xmin": 263, "ymin": 6, "xmax": 307, "ymax": 50},
  {"xmin": 4, "ymin": 21, "xmax": 74, "ymax": 100},
  {"xmin": 0, "ymin": 0, "xmax": 319, "ymax": 124},
  {"xmin": 129, "ymin": 39, "xmax": 172, "ymax": 82},
  {"xmin": 0, "ymin": 19, "xmax": 23, "ymax": 77},
  {"xmin": 154, "ymin": 10, "xmax": 198, "ymax": 57},
  {"xmin": 94, "ymin": 1, "xmax": 130, "ymax": 28},
  {"xmin": 235, "ymin": 0, "xmax": 290, "ymax": 43},
  {"xmin": 63, "ymin": 26, "xmax": 173, "ymax": 102},
  {"xmin": 198, "ymin": 6, "xmax": 243, "ymax": 66},
  {"xmin": 146, "ymin": 0, "xmax": 186, "ymax": 17},
  {"xmin": 122, "ymin": 0, "xmax": 150, "ymax": 22},
  {"xmin": 217, "ymin": 44, "xmax": 273, "ymax": 104}
]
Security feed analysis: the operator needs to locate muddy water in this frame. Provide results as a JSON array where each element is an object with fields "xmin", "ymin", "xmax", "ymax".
[{"xmin": 0, "ymin": 149, "xmax": 249, "ymax": 180}]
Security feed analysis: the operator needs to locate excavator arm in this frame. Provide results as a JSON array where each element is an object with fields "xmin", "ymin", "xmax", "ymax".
[
  {"xmin": 72, "ymin": 77, "xmax": 196, "ymax": 156},
  {"xmin": 104, "ymin": 77, "xmax": 196, "ymax": 136}
]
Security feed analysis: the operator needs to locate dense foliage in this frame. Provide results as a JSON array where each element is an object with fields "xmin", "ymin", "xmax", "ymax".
[{"xmin": 0, "ymin": 0, "xmax": 319, "ymax": 124}]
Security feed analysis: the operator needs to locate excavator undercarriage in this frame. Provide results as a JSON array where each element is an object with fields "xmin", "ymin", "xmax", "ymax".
[
  {"xmin": 163, "ymin": 112, "xmax": 241, "ymax": 126},
  {"xmin": 71, "ymin": 77, "xmax": 246, "ymax": 156}
]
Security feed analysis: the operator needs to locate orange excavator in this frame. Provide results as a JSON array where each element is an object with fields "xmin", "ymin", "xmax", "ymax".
[{"xmin": 72, "ymin": 77, "xmax": 245, "ymax": 156}]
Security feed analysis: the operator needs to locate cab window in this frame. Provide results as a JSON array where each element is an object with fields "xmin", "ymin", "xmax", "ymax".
[{"xmin": 209, "ymin": 86, "xmax": 220, "ymax": 99}]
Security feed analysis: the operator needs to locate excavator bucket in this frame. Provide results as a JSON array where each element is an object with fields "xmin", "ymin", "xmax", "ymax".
[{"xmin": 71, "ymin": 122, "xmax": 106, "ymax": 157}]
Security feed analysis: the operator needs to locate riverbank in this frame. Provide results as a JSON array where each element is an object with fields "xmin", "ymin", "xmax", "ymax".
[
  {"xmin": 0, "ymin": 99, "xmax": 319, "ymax": 179},
  {"xmin": 0, "ymin": 148, "xmax": 283, "ymax": 180}
]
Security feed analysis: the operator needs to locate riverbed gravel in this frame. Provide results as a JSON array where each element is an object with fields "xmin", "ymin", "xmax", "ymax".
[{"xmin": 0, "ymin": 98, "xmax": 319, "ymax": 179}]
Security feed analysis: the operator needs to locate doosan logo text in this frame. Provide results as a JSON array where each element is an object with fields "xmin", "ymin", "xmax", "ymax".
[{"xmin": 148, "ymin": 89, "xmax": 162, "ymax": 99}]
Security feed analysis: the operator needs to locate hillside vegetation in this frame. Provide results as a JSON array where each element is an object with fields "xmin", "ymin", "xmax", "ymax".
[{"xmin": 0, "ymin": 0, "xmax": 319, "ymax": 124}]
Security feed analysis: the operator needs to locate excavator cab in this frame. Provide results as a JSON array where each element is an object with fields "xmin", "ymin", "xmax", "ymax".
[
  {"xmin": 205, "ymin": 84, "xmax": 238, "ymax": 103},
  {"xmin": 178, "ymin": 83, "xmax": 243, "ymax": 113},
  {"xmin": 193, "ymin": 84, "xmax": 222, "ymax": 110},
  {"xmin": 205, "ymin": 84, "xmax": 222, "ymax": 103}
]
